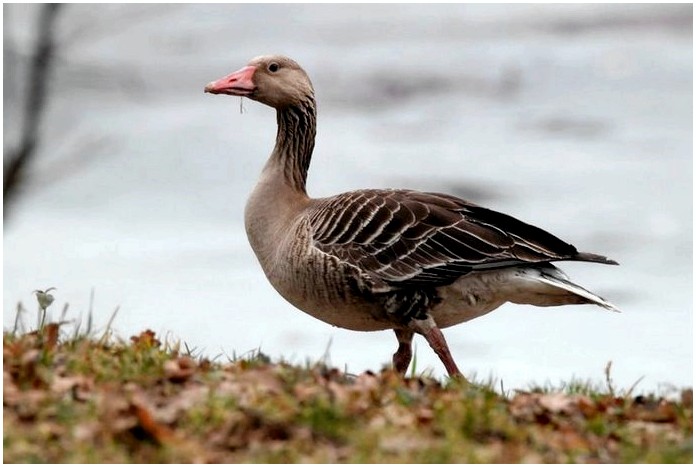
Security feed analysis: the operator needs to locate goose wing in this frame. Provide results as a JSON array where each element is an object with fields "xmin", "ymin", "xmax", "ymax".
[{"xmin": 308, "ymin": 189, "xmax": 615, "ymax": 289}]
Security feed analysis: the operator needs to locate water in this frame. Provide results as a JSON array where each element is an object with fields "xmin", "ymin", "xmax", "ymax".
[{"xmin": 4, "ymin": 4, "xmax": 692, "ymax": 391}]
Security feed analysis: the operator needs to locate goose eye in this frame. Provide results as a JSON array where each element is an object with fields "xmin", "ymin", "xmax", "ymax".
[{"xmin": 268, "ymin": 62, "xmax": 280, "ymax": 73}]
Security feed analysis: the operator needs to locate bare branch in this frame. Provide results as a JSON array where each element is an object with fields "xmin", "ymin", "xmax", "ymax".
[{"xmin": 4, "ymin": 4, "xmax": 63, "ymax": 215}]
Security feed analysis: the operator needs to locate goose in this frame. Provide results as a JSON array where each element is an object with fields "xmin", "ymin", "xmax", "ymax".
[{"xmin": 204, "ymin": 55, "xmax": 618, "ymax": 379}]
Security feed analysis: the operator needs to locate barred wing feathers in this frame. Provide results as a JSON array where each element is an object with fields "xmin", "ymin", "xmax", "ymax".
[{"xmin": 308, "ymin": 189, "xmax": 616, "ymax": 289}]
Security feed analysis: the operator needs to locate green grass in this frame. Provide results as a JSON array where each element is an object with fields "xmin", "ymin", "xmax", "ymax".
[{"xmin": 3, "ymin": 301, "xmax": 693, "ymax": 463}]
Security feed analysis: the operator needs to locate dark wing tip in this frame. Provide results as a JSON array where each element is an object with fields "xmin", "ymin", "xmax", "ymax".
[{"xmin": 575, "ymin": 251, "xmax": 619, "ymax": 266}]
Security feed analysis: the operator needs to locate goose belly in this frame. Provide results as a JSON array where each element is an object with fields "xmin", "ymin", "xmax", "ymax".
[{"xmin": 430, "ymin": 272, "xmax": 510, "ymax": 329}]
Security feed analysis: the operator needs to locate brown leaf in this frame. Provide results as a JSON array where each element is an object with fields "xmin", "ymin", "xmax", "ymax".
[
  {"xmin": 60, "ymin": 376, "xmax": 93, "ymax": 402},
  {"xmin": 130, "ymin": 329, "xmax": 161, "ymax": 349},
  {"xmin": 538, "ymin": 393, "xmax": 575, "ymax": 414},
  {"xmin": 640, "ymin": 401, "xmax": 678, "ymax": 423},
  {"xmin": 327, "ymin": 380, "xmax": 350, "ymax": 405},
  {"xmin": 510, "ymin": 392, "xmax": 596, "ymax": 424},
  {"xmin": 294, "ymin": 382, "xmax": 323, "ymax": 403},
  {"xmin": 42, "ymin": 322, "xmax": 60, "ymax": 351},
  {"xmin": 130, "ymin": 401, "xmax": 175, "ymax": 444},
  {"xmin": 3, "ymin": 370, "xmax": 21, "ymax": 406},
  {"xmin": 156, "ymin": 385, "xmax": 209, "ymax": 424},
  {"xmin": 13, "ymin": 389, "xmax": 48, "ymax": 420},
  {"xmin": 626, "ymin": 420, "xmax": 682, "ymax": 444},
  {"xmin": 508, "ymin": 393, "xmax": 536, "ymax": 420},
  {"xmin": 576, "ymin": 395, "xmax": 598, "ymax": 418},
  {"xmin": 20, "ymin": 348, "xmax": 41, "ymax": 367},
  {"xmin": 626, "ymin": 397, "xmax": 679, "ymax": 423},
  {"xmin": 415, "ymin": 407, "xmax": 434, "ymax": 425},
  {"xmin": 163, "ymin": 356, "xmax": 197, "ymax": 383},
  {"xmin": 381, "ymin": 404, "xmax": 416, "ymax": 428},
  {"xmin": 17, "ymin": 348, "xmax": 47, "ymax": 389},
  {"xmin": 100, "ymin": 390, "xmax": 134, "ymax": 433}
]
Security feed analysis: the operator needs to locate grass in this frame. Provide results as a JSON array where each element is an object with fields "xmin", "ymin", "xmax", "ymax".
[{"xmin": 3, "ymin": 299, "xmax": 693, "ymax": 463}]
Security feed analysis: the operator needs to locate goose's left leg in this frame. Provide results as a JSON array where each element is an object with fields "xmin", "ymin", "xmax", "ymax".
[{"xmin": 409, "ymin": 316, "xmax": 463, "ymax": 378}]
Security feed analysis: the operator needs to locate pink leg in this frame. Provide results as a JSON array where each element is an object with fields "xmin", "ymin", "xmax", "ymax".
[
  {"xmin": 409, "ymin": 317, "xmax": 463, "ymax": 378},
  {"xmin": 392, "ymin": 329, "xmax": 414, "ymax": 375}
]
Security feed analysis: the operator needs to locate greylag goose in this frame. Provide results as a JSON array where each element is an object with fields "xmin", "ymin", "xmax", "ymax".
[{"xmin": 205, "ymin": 55, "xmax": 619, "ymax": 378}]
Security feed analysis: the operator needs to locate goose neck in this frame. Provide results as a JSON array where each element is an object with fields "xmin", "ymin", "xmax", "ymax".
[{"xmin": 271, "ymin": 97, "xmax": 317, "ymax": 194}]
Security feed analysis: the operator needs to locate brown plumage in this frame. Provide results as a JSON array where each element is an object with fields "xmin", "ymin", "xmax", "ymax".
[{"xmin": 205, "ymin": 55, "xmax": 619, "ymax": 379}]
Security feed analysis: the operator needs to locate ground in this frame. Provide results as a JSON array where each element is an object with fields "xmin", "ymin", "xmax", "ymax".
[{"xmin": 3, "ymin": 319, "xmax": 692, "ymax": 463}]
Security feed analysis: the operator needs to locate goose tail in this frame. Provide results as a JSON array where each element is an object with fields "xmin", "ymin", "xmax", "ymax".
[{"xmin": 510, "ymin": 265, "xmax": 621, "ymax": 312}]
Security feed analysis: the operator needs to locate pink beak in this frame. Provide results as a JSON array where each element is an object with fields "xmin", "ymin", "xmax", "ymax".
[{"xmin": 204, "ymin": 65, "xmax": 256, "ymax": 96}]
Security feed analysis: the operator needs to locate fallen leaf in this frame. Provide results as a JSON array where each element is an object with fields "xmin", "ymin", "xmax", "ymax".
[
  {"xmin": 415, "ymin": 407, "xmax": 434, "ymax": 425},
  {"xmin": 163, "ymin": 356, "xmax": 197, "ymax": 383},
  {"xmin": 42, "ymin": 323, "xmax": 61, "ymax": 351},
  {"xmin": 576, "ymin": 395, "xmax": 598, "ymax": 418},
  {"xmin": 156, "ymin": 385, "xmax": 209, "ymax": 424},
  {"xmin": 538, "ymin": 393, "xmax": 585, "ymax": 414},
  {"xmin": 50, "ymin": 375, "xmax": 92, "ymax": 399},
  {"xmin": 130, "ymin": 401, "xmax": 175, "ymax": 444},
  {"xmin": 130, "ymin": 330, "xmax": 161, "ymax": 349}
]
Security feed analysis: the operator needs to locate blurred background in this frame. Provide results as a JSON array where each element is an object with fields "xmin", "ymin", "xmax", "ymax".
[{"xmin": 3, "ymin": 4, "xmax": 692, "ymax": 391}]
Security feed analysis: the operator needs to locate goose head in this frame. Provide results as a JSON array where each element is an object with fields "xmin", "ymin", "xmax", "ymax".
[{"xmin": 205, "ymin": 55, "xmax": 314, "ymax": 109}]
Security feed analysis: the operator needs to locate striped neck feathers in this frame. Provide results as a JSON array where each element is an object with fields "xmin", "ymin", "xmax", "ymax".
[{"xmin": 271, "ymin": 96, "xmax": 317, "ymax": 194}]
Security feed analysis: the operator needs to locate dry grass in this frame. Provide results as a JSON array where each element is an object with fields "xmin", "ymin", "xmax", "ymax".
[{"xmin": 3, "ymin": 310, "xmax": 692, "ymax": 463}]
